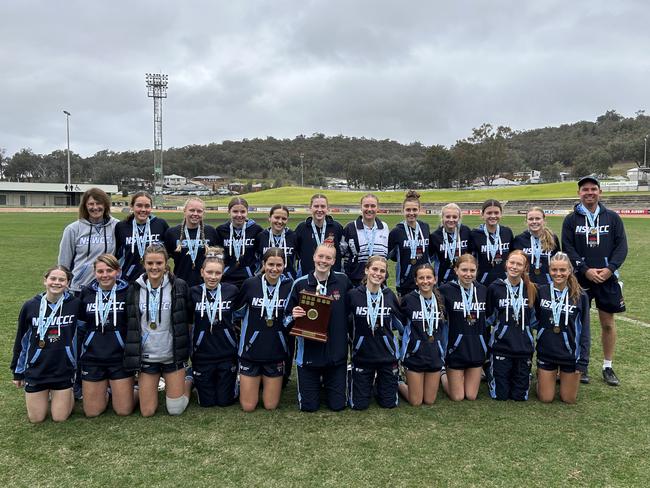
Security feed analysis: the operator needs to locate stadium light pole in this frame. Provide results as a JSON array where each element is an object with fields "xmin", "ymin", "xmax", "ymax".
[
  {"xmin": 63, "ymin": 110, "xmax": 71, "ymax": 185},
  {"xmin": 644, "ymin": 134, "xmax": 648, "ymax": 168},
  {"xmin": 300, "ymin": 152, "xmax": 304, "ymax": 187},
  {"xmin": 146, "ymin": 73, "xmax": 168, "ymax": 206}
]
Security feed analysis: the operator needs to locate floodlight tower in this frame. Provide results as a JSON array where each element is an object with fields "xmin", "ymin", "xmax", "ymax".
[{"xmin": 146, "ymin": 73, "xmax": 168, "ymax": 205}]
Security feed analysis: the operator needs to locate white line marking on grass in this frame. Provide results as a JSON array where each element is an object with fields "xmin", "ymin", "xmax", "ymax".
[{"xmin": 590, "ymin": 309, "xmax": 650, "ymax": 328}]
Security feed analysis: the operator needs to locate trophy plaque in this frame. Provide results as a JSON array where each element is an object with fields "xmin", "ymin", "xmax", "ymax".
[{"xmin": 290, "ymin": 290, "xmax": 332, "ymax": 343}]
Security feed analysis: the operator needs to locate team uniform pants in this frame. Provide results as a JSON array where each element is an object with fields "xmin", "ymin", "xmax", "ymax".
[
  {"xmin": 297, "ymin": 363, "xmax": 347, "ymax": 412},
  {"xmin": 193, "ymin": 359, "xmax": 238, "ymax": 407},
  {"xmin": 488, "ymin": 354, "xmax": 532, "ymax": 401},
  {"xmin": 349, "ymin": 362, "xmax": 399, "ymax": 410}
]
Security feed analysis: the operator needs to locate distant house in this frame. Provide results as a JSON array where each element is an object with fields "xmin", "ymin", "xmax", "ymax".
[
  {"xmin": 228, "ymin": 182, "xmax": 245, "ymax": 193},
  {"xmin": 251, "ymin": 183, "xmax": 263, "ymax": 192},
  {"xmin": 164, "ymin": 174, "xmax": 187, "ymax": 187},
  {"xmin": 192, "ymin": 175, "xmax": 226, "ymax": 191},
  {"xmin": 0, "ymin": 182, "xmax": 119, "ymax": 207}
]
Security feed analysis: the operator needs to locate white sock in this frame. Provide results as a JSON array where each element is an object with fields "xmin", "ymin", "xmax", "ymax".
[{"xmin": 603, "ymin": 360, "xmax": 612, "ymax": 370}]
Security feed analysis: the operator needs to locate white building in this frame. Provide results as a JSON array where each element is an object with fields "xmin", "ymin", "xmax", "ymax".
[
  {"xmin": 0, "ymin": 182, "xmax": 119, "ymax": 207},
  {"xmin": 164, "ymin": 174, "xmax": 187, "ymax": 186}
]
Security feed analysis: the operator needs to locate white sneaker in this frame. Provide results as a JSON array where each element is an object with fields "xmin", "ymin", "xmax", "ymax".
[{"xmin": 157, "ymin": 377, "xmax": 166, "ymax": 391}]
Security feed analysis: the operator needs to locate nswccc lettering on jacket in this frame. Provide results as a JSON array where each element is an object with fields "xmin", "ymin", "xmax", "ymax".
[
  {"xmin": 262, "ymin": 246, "xmax": 294, "ymax": 255},
  {"xmin": 355, "ymin": 306, "xmax": 393, "ymax": 316},
  {"xmin": 522, "ymin": 247, "xmax": 553, "ymax": 257},
  {"xmin": 138, "ymin": 302, "xmax": 173, "ymax": 313},
  {"xmin": 176, "ymin": 239, "xmax": 208, "ymax": 248},
  {"xmin": 452, "ymin": 302, "xmax": 486, "ymax": 312},
  {"xmin": 32, "ymin": 315, "xmax": 75, "ymax": 326},
  {"xmin": 574, "ymin": 225, "xmax": 610, "ymax": 235},
  {"xmin": 402, "ymin": 238, "xmax": 429, "ymax": 248},
  {"xmin": 539, "ymin": 299, "xmax": 577, "ymax": 314},
  {"xmin": 224, "ymin": 238, "xmax": 256, "ymax": 247},
  {"xmin": 85, "ymin": 302, "xmax": 126, "ymax": 312},
  {"xmin": 125, "ymin": 234, "xmax": 163, "ymax": 245},
  {"xmin": 78, "ymin": 235, "xmax": 115, "ymax": 245},
  {"xmin": 194, "ymin": 301, "xmax": 233, "ymax": 312},
  {"xmin": 498, "ymin": 298, "xmax": 530, "ymax": 308},
  {"xmin": 251, "ymin": 297, "xmax": 288, "ymax": 308},
  {"xmin": 410, "ymin": 310, "xmax": 442, "ymax": 320},
  {"xmin": 438, "ymin": 240, "xmax": 468, "ymax": 252},
  {"xmin": 480, "ymin": 242, "xmax": 510, "ymax": 253}
]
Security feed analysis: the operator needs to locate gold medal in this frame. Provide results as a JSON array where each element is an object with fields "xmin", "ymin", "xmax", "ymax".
[
  {"xmin": 149, "ymin": 322, "xmax": 157, "ymax": 330},
  {"xmin": 534, "ymin": 268, "xmax": 541, "ymax": 275},
  {"xmin": 38, "ymin": 339, "xmax": 46, "ymax": 349},
  {"xmin": 467, "ymin": 313, "xmax": 476, "ymax": 325},
  {"xmin": 410, "ymin": 258, "xmax": 417, "ymax": 265},
  {"xmin": 553, "ymin": 326, "xmax": 560, "ymax": 334},
  {"xmin": 428, "ymin": 335, "xmax": 435, "ymax": 343},
  {"xmin": 266, "ymin": 318, "xmax": 274, "ymax": 327}
]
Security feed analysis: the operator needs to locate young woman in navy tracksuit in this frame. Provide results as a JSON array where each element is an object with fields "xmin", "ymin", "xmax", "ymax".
[
  {"xmin": 439, "ymin": 254, "xmax": 488, "ymax": 401},
  {"xmin": 512, "ymin": 206, "xmax": 559, "ymax": 286},
  {"xmin": 347, "ymin": 256, "xmax": 405, "ymax": 410},
  {"xmin": 115, "ymin": 191, "xmax": 169, "ymax": 283},
  {"xmin": 470, "ymin": 199, "xmax": 513, "ymax": 286},
  {"xmin": 164, "ymin": 197, "xmax": 218, "ymax": 287},
  {"xmin": 388, "ymin": 190, "xmax": 431, "ymax": 296},
  {"xmin": 235, "ymin": 248, "xmax": 293, "ymax": 412},
  {"xmin": 189, "ymin": 247, "xmax": 240, "ymax": 407},
  {"xmin": 294, "ymin": 193, "xmax": 344, "ymax": 277},
  {"xmin": 216, "ymin": 197, "xmax": 263, "ymax": 288},
  {"xmin": 398, "ymin": 264, "xmax": 447, "ymax": 406},
  {"xmin": 288, "ymin": 241, "xmax": 352, "ymax": 411},
  {"xmin": 78, "ymin": 254, "xmax": 134, "ymax": 417},
  {"xmin": 11, "ymin": 265, "xmax": 81, "ymax": 423},
  {"xmin": 535, "ymin": 252, "xmax": 591, "ymax": 404},
  {"xmin": 429, "ymin": 203, "xmax": 473, "ymax": 285},
  {"xmin": 486, "ymin": 250, "xmax": 538, "ymax": 401},
  {"xmin": 342, "ymin": 194, "xmax": 390, "ymax": 286},
  {"xmin": 256, "ymin": 204, "xmax": 298, "ymax": 281}
]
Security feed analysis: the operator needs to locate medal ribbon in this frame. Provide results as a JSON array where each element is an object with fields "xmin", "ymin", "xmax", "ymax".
[
  {"xmin": 483, "ymin": 224, "xmax": 502, "ymax": 262},
  {"xmin": 418, "ymin": 292, "xmax": 439, "ymax": 335},
  {"xmin": 580, "ymin": 204, "xmax": 601, "ymax": 246},
  {"xmin": 261, "ymin": 277, "xmax": 280, "ymax": 321},
  {"xmin": 269, "ymin": 229, "xmax": 288, "ymax": 264},
  {"xmin": 505, "ymin": 280, "xmax": 525, "ymax": 329},
  {"xmin": 229, "ymin": 223, "xmax": 246, "ymax": 260},
  {"xmin": 459, "ymin": 283, "xmax": 478, "ymax": 320},
  {"xmin": 184, "ymin": 226, "xmax": 201, "ymax": 266},
  {"xmin": 37, "ymin": 294, "xmax": 65, "ymax": 341},
  {"xmin": 201, "ymin": 284, "xmax": 223, "ymax": 325},
  {"xmin": 443, "ymin": 228, "xmax": 460, "ymax": 263},
  {"xmin": 550, "ymin": 285, "xmax": 569, "ymax": 327},
  {"xmin": 131, "ymin": 218, "xmax": 152, "ymax": 257},
  {"xmin": 146, "ymin": 281, "xmax": 162, "ymax": 326},
  {"xmin": 530, "ymin": 234, "xmax": 542, "ymax": 271},
  {"xmin": 403, "ymin": 221, "xmax": 423, "ymax": 262},
  {"xmin": 315, "ymin": 273, "xmax": 329, "ymax": 296},
  {"xmin": 366, "ymin": 289, "xmax": 384, "ymax": 332},
  {"xmin": 95, "ymin": 287, "xmax": 116, "ymax": 333},
  {"xmin": 363, "ymin": 223, "xmax": 377, "ymax": 256},
  {"xmin": 311, "ymin": 220, "xmax": 326, "ymax": 246}
]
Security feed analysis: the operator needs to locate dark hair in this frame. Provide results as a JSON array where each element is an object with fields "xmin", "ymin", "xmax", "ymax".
[
  {"xmin": 481, "ymin": 199, "xmax": 502, "ymax": 214},
  {"xmin": 413, "ymin": 264, "xmax": 445, "ymax": 312},
  {"xmin": 127, "ymin": 191, "xmax": 153, "ymax": 221},
  {"xmin": 262, "ymin": 247, "xmax": 286, "ymax": 264},
  {"xmin": 79, "ymin": 188, "xmax": 111, "ymax": 220},
  {"xmin": 44, "ymin": 265, "xmax": 72, "ymax": 282},
  {"xmin": 228, "ymin": 197, "xmax": 249, "ymax": 211},
  {"xmin": 403, "ymin": 190, "xmax": 421, "ymax": 208},
  {"xmin": 269, "ymin": 204, "xmax": 290, "ymax": 217},
  {"xmin": 361, "ymin": 256, "xmax": 388, "ymax": 286},
  {"xmin": 94, "ymin": 253, "xmax": 120, "ymax": 271}
]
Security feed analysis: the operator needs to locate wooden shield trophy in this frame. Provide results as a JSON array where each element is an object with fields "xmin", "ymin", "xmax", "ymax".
[{"xmin": 290, "ymin": 290, "xmax": 332, "ymax": 343}]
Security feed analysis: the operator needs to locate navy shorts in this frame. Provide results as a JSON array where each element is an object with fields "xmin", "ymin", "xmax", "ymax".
[
  {"xmin": 582, "ymin": 276, "xmax": 625, "ymax": 314},
  {"xmin": 349, "ymin": 362, "xmax": 399, "ymax": 410},
  {"xmin": 446, "ymin": 359, "xmax": 484, "ymax": 370},
  {"xmin": 239, "ymin": 358, "xmax": 284, "ymax": 378},
  {"xmin": 537, "ymin": 358, "xmax": 577, "ymax": 374},
  {"xmin": 24, "ymin": 378, "xmax": 74, "ymax": 393},
  {"xmin": 140, "ymin": 361, "xmax": 186, "ymax": 375},
  {"xmin": 193, "ymin": 360, "xmax": 238, "ymax": 407},
  {"xmin": 81, "ymin": 363, "xmax": 134, "ymax": 382}
]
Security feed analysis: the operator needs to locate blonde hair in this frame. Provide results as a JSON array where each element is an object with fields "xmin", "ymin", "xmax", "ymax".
[
  {"xmin": 527, "ymin": 207, "xmax": 557, "ymax": 252},
  {"xmin": 94, "ymin": 253, "xmax": 120, "ymax": 271},
  {"xmin": 440, "ymin": 203, "xmax": 462, "ymax": 224},
  {"xmin": 176, "ymin": 197, "xmax": 206, "ymax": 253},
  {"xmin": 549, "ymin": 252, "xmax": 582, "ymax": 303},
  {"xmin": 202, "ymin": 246, "xmax": 225, "ymax": 270}
]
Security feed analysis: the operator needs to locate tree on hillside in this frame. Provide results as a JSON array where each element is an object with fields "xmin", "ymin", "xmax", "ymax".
[
  {"xmin": 456, "ymin": 123, "xmax": 514, "ymax": 186},
  {"xmin": 421, "ymin": 144, "xmax": 454, "ymax": 188},
  {"xmin": 572, "ymin": 149, "xmax": 612, "ymax": 177}
]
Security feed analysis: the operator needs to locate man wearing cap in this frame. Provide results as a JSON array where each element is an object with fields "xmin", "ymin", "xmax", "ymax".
[{"xmin": 561, "ymin": 176, "xmax": 628, "ymax": 386}]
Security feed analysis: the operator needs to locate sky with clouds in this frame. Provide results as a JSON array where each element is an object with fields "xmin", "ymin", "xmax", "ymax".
[{"xmin": 1, "ymin": 0, "xmax": 649, "ymax": 157}]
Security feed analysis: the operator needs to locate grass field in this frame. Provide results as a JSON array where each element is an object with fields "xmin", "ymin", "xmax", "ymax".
[
  {"xmin": 1, "ymin": 212, "xmax": 649, "ymax": 487},
  {"xmin": 111, "ymin": 182, "xmax": 650, "ymax": 207}
]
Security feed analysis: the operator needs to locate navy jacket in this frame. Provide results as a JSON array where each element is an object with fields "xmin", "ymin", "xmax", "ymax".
[
  {"xmin": 78, "ymin": 279, "xmax": 129, "ymax": 365},
  {"xmin": 388, "ymin": 220, "xmax": 431, "ymax": 295},
  {"xmin": 512, "ymin": 230, "xmax": 560, "ymax": 286},
  {"xmin": 164, "ymin": 224, "xmax": 218, "ymax": 287},
  {"xmin": 470, "ymin": 225, "xmax": 514, "ymax": 286},
  {"xmin": 235, "ymin": 276, "xmax": 293, "ymax": 363},
  {"xmin": 255, "ymin": 228, "xmax": 298, "ymax": 281},
  {"xmin": 561, "ymin": 202, "xmax": 627, "ymax": 282},
  {"xmin": 11, "ymin": 292, "xmax": 81, "ymax": 384},
  {"xmin": 215, "ymin": 220, "xmax": 263, "ymax": 287},
  {"xmin": 115, "ymin": 216, "xmax": 169, "ymax": 282},
  {"xmin": 286, "ymin": 271, "xmax": 352, "ymax": 368},
  {"xmin": 486, "ymin": 279, "xmax": 537, "ymax": 358},
  {"xmin": 341, "ymin": 217, "xmax": 390, "ymax": 283},
  {"xmin": 294, "ymin": 216, "xmax": 344, "ymax": 276},
  {"xmin": 399, "ymin": 290, "xmax": 448, "ymax": 371},
  {"xmin": 347, "ymin": 285, "xmax": 404, "ymax": 366},
  {"xmin": 439, "ymin": 281, "xmax": 488, "ymax": 366},
  {"xmin": 534, "ymin": 285, "xmax": 590, "ymax": 372},
  {"xmin": 429, "ymin": 224, "xmax": 473, "ymax": 284},
  {"xmin": 190, "ymin": 282, "xmax": 240, "ymax": 364}
]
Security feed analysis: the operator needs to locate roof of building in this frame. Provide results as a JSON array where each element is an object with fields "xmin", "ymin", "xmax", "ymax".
[{"xmin": 0, "ymin": 182, "xmax": 119, "ymax": 193}]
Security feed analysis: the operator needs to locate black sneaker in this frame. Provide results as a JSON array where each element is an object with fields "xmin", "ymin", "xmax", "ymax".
[
  {"xmin": 602, "ymin": 367, "xmax": 620, "ymax": 386},
  {"xmin": 580, "ymin": 370, "xmax": 590, "ymax": 384}
]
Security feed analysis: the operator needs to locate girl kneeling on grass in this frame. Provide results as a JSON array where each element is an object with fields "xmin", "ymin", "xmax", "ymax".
[
  {"xmin": 189, "ymin": 247, "xmax": 240, "ymax": 407},
  {"xmin": 11, "ymin": 265, "xmax": 81, "ymax": 423},
  {"xmin": 124, "ymin": 244, "xmax": 193, "ymax": 417},
  {"xmin": 398, "ymin": 264, "xmax": 447, "ymax": 406},
  {"xmin": 535, "ymin": 252, "xmax": 590, "ymax": 404},
  {"xmin": 78, "ymin": 254, "xmax": 134, "ymax": 417},
  {"xmin": 439, "ymin": 254, "xmax": 488, "ymax": 401},
  {"xmin": 348, "ymin": 256, "xmax": 405, "ymax": 410},
  {"xmin": 235, "ymin": 248, "xmax": 293, "ymax": 412},
  {"xmin": 486, "ymin": 250, "xmax": 538, "ymax": 401}
]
